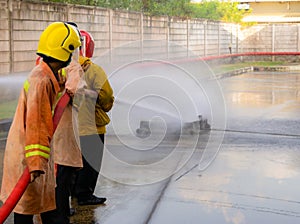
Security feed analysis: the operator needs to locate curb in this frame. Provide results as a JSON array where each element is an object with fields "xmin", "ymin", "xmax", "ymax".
[
  {"xmin": 216, "ymin": 64, "xmax": 300, "ymax": 79},
  {"xmin": 216, "ymin": 66, "xmax": 253, "ymax": 79}
]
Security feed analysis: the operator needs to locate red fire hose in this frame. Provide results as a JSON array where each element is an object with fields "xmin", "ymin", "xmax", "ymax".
[{"xmin": 0, "ymin": 92, "xmax": 70, "ymax": 223}]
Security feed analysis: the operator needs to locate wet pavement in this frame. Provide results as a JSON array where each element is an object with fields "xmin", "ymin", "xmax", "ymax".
[
  {"xmin": 2, "ymin": 71, "xmax": 300, "ymax": 223},
  {"xmin": 74, "ymin": 71, "xmax": 300, "ymax": 224}
]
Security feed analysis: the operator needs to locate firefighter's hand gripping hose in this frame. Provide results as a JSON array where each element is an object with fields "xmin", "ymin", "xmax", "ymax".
[{"xmin": 0, "ymin": 92, "xmax": 71, "ymax": 223}]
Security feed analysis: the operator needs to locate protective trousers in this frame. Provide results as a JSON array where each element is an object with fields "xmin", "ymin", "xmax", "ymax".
[
  {"xmin": 14, "ymin": 209, "xmax": 62, "ymax": 224},
  {"xmin": 56, "ymin": 165, "xmax": 77, "ymax": 224},
  {"xmin": 73, "ymin": 134, "xmax": 104, "ymax": 201}
]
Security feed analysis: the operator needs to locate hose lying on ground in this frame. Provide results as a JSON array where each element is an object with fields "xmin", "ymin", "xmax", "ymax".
[{"xmin": 0, "ymin": 92, "xmax": 70, "ymax": 223}]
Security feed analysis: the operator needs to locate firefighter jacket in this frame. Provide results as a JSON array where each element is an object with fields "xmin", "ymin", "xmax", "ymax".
[
  {"xmin": 78, "ymin": 56, "xmax": 114, "ymax": 135},
  {"xmin": 53, "ymin": 61, "xmax": 84, "ymax": 168},
  {"xmin": 0, "ymin": 61, "xmax": 60, "ymax": 214},
  {"xmin": 52, "ymin": 103, "xmax": 83, "ymax": 168}
]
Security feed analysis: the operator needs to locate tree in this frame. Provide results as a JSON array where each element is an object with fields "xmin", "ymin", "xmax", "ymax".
[
  {"xmin": 190, "ymin": 0, "xmax": 222, "ymax": 20},
  {"xmin": 190, "ymin": 0, "xmax": 250, "ymax": 23},
  {"xmin": 219, "ymin": 1, "xmax": 250, "ymax": 23}
]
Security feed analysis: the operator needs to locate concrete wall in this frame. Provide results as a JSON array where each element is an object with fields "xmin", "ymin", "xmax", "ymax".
[
  {"xmin": 239, "ymin": 23, "xmax": 300, "ymax": 53},
  {"xmin": 0, "ymin": 0, "xmax": 300, "ymax": 75}
]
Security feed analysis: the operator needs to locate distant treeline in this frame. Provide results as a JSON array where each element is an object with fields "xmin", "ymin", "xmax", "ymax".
[{"xmin": 26, "ymin": 0, "xmax": 250, "ymax": 23}]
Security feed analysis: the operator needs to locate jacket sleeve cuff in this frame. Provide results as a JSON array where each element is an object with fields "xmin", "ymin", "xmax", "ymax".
[{"xmin": 26, "ymin": 156, "xmax": 47, "ymax": 174}]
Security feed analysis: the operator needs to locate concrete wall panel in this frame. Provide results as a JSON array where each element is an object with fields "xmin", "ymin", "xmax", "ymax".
[{"xmin": 0, "ymin": 1, "xmax": 299, "ymax": 74}]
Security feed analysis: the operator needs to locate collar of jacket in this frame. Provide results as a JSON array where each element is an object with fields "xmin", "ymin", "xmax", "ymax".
[
  {"xmin": 79, "ymin": 56, "xmax": 92, "ymax": 72},
  {"xmin": 40, "ymin": 61, "xmax": 61, "ymax": 95}
]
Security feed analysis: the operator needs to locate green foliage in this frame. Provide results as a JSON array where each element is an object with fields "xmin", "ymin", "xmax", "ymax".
[
  {"xmin": 26, "ymin": 0, "xmax": 249, "ymax": 23},
  {"xmin": 220, "ymin": 2, "xmax": 251, "ymax": 23},
  {"xmin": 190, "ymin": 0, "xmax": 222, "ymax": 20},
  {"xmin": 190, "ymin": 0, "xmax": 250, "ymax": 23}
]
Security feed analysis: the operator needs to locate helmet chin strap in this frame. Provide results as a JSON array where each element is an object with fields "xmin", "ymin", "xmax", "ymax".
[{"xmin": 81, "ymin": 36, "xmax": 87, "ymax": 57}]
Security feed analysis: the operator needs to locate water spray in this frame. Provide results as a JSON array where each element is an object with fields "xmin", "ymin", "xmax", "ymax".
[{"xmin": 90, "ymin": 40, "xmax": 227, "ymax": 185}]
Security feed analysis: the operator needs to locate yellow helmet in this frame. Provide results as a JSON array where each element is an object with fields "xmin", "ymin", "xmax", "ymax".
[{"xmin": 37, "ymin": 22, "xmax": 81, "ymax": 62}]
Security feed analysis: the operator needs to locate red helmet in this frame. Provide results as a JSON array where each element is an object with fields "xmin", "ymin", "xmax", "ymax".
[{"xmin": 79, "ymin": 30, "xmax": 95, "ymax": 58}]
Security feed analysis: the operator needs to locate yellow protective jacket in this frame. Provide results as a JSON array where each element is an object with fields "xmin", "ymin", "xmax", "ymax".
[
  {"xmin": 78, "ymin": 56, "xmax": 114, "ymax": 135},
  {"xmin": 0, "ymin": 61, "xmax": 60, "ymax": 214}
]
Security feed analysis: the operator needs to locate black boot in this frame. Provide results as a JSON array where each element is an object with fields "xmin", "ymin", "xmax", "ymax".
[{"xmin": 77, "ymin": 195, "xmax": 107, "ymax": 206}]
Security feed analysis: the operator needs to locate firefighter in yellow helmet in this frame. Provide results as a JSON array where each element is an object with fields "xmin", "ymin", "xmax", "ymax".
[
  {"xmin": 52, "ymin": 22, "xmax": 86, "ymax": 223},
  {"xmin": 0, "ymin": 22, "xmax": 81, "ymax": 224}
]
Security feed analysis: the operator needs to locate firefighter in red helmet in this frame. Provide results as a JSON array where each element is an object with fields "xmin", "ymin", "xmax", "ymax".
[
  {"xmin": 79, "ymin": 30, "xmax": 95, "ymax": 58},
  {"xmin": 72, "ymin": 30, "xmax": 114, "ymax": 205}
]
